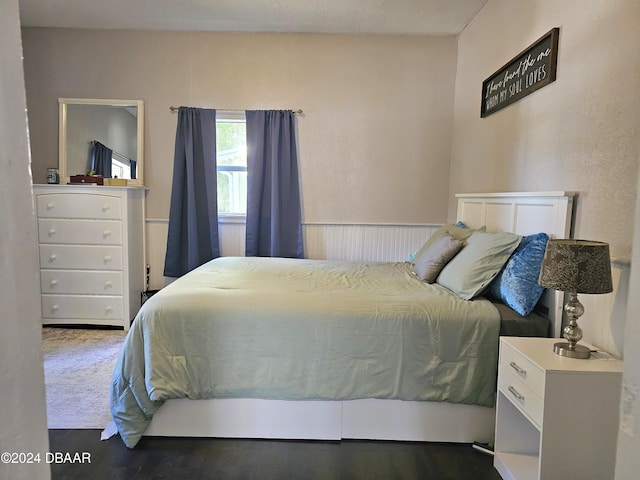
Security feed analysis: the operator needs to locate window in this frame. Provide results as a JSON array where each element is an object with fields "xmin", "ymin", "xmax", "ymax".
[
  {"xmin": 111, "ymin": 156, "xmax": 131, "ymax": 180},
  {"xmin": 216, "ymin": 112, "xmax": 247, "ymax": 216}
]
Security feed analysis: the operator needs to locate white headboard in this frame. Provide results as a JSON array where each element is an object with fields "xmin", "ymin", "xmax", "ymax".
[{"xmin": 456, "ymin": 191, "xmax": 576, "ymax": 337}]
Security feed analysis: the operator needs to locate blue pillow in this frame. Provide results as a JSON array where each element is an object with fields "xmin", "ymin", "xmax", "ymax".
[{"xmin": 487, "ymin": 232, "xmax": 549, "ymax": 316}]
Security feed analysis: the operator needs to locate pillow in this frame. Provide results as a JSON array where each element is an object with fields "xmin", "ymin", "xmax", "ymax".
[
  {"xmin": 437, "ymin": 230, "xmax": 522, "ymax": 300},
  {"xmin": 413, "ymin": 231, "xmax": 464, "ymax": 283},
  {"xmin": 412, "ymin": 223, "xmax": 478, "ymax": 263},
  {"xmin": 487, "ymin": 232, "xmax": 549, "ymax": 316}
]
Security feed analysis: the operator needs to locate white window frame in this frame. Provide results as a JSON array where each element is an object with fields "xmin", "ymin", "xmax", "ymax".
[{"xmin": 216, "ymin": 111, "xmax": 247, "ymax": 223}]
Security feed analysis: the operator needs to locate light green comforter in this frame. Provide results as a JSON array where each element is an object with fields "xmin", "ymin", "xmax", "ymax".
[{"xmin": 111, "ymin": 257, "xmax": 500, "ymax": 448}]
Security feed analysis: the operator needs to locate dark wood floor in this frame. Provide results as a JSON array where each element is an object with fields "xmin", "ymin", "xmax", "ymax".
[{"xmin": 48, "ymin": 430, "xmax": 501, "ymax": 479}]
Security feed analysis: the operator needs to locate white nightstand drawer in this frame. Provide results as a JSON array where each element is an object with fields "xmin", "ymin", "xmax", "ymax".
[
  {"xmin": 500, "ymin": 341, "xmax": 545, "ymax": 397},
  {"xmin": 36, "ymin": 193, "xmax": 122, "ymax": 220},
  {"xmin": 40, "ymin": 245, "xmax": 123, "ymax": 270},
  {"xmin": 38, "ymin": 218, "xmax": 122, "ymax": 245},
  {"xmin": 40, "ymin": 270, "xmax": 123, "ymax": 295},
  {"xmin": 42, "ymin": 295, "xmax": 124, "ymax": 320},
  {"xmin": 498, "ymin": 364, "xmax": 543, "ymax": 428}
]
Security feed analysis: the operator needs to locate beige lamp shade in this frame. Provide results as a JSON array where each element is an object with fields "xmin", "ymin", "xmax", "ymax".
[{"xmin": 538, "ymin": 239, "xmax": 613, "ymax": 294}]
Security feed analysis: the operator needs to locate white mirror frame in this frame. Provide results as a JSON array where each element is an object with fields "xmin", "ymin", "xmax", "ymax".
[{"xmin": 58, "ymin": 98, "xmax": 145, "ymax": 186}]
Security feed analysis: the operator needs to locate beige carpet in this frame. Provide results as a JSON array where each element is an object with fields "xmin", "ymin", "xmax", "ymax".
[{"xmin": 42, "ymin": 326, "xmax": 126, "ymax": 429}]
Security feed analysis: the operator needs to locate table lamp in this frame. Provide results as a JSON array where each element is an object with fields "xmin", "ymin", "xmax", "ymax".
[{"xmin": 538, "ymin": 239, "xmax": 613, "ymax": 359}]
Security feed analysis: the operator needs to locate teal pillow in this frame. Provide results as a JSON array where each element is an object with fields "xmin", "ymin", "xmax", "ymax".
[
  {"xmin": 487, "ymin": 232, "xmax": 549, "ymax": 316},
  {"xmin": 437, "ymin": 231, "xmax": 522, "ymax": 300}
]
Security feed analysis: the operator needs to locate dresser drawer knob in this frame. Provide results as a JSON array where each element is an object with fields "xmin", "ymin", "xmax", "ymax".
[
  {"xmin": 48, "ymin": 228, "xmax": 56, "ymax": 237},
  {"xmin": 46, "ymin": 202, "xmax": 55, "ymax": 210},
  {"xmin": 102, "ymin": 203, "xmax": 111, "ymax": 212},
  {"xmin": 48, "ymin": 254, "xmax": 57, "ymax": 263},
  {"xmin": 509, "ymin": 361, "xmax": 527, "ymax": 378},
  {"xmin": 49, "ymin": 279, "xmax": 58, "ymax": 289},
  {"xmin": 51, "ymin": 304, "xmax": 59, "ymax": 313},
  {"xmin": 103, "ymin": 230, "xmax": 112, "ymax": 238},
  {"xmin": 105, "ymin": 306, "xmax": 114, "ymax": 315},
  {"xmin": 104, "ymin": 281, "xmax": 113, "ymax": 289},
  {"xmin": 507, "ymin": 385, "xmax": 525, "ymax": 403},
  {"xmin": 103, "ymin": 255, "xmax": 112, "ymax": 264}
]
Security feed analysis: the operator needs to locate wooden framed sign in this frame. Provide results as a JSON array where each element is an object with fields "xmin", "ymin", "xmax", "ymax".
[{"xmin": 481, "ymin": 28, "xmax": 559, "ymax": 118}]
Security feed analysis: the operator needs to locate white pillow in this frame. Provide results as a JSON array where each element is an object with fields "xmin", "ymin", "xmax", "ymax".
[{"xmin": 437, "ymin": 231, "xmax": 522, "ymax": 300}]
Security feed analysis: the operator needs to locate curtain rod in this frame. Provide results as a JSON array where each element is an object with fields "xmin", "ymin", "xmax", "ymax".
[
  {"xmin": 169, "ymin": 106, "xmax": 303, "ymax": 115},
  {"xmin": 112, "ymin": 150, "xmax": 134, "ymax": 163}
]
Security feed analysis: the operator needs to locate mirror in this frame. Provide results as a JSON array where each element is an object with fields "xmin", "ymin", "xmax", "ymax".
[{"xmin": 59, "ymin": 98, "xmax": 144, "ymax": 186}]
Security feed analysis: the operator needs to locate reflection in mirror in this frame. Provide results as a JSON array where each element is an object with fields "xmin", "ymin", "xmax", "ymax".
[{"xmin": 59, "ymin": 98, "xmax": 144, "ymax": 186}]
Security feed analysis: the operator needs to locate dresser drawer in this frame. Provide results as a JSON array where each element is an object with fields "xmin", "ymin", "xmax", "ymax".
[
  {"xmin": 40, "ymin": 270, "xmax": 123, "ymax": 295},
  {"xmin": 500, "ymin": 340, "xmax": 545, "ymax": 397},
  {"xmin": 36, "ymin": 193, "xmax": 122, "ymax": 220},
  {"xmin": 39, "ymin": 245, "xmax": 123, "ymax": 270},
  {"xmin": 42, "ymin": 295, "xmax": 124, "ymax": 320},
  {"xmin": 38, "ymin": 218, "xmax": 122, "ymax": 245},
  {"xmin": 498, "ymin": 364, "xmax": 544, "ymax": 428}
]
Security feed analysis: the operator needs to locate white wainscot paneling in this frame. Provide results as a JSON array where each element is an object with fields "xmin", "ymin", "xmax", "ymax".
[
  {"xmin": 576, "ymin": 259, "xmax": 630, "ymax": 359},
  {"xmin": 303, "ymin": 223, "xmax": 439, "ymax": 262},
  {"xmin": 145, "ymin": 219, "xmax": 439, "ymax": 289}
]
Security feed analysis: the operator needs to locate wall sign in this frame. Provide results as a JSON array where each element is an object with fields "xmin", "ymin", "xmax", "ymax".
[{"xmin": 481, "ymin": 28, "xmax": 559, "ymax": 118}]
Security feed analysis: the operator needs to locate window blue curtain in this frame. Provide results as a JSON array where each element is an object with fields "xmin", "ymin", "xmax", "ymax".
[
  {"xmin": 91, "ymin": 141, "xmax": 112, "ymax": 177},
  {"xmin": 163, "ymin": 107, "xmax": 220, "ymax": 277},
  {"xmin": 245, "ymin": 110, "xmax": 303, "ymax": 258}
]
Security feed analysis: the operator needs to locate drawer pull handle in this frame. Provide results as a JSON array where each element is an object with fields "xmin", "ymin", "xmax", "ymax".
[
  {"xmin": 509, "ymin": 361, "xmax": 527, "ymax": 378},
  {"xmin": 47, "ymin": 203, "xmax": 55, "ymax": 210},
  {"xmin": 508, "ymin": 385, "xmax": 525, "ymax": 403},
  {"xmin": 49, "ymin": 280, "xmax": 58, "ymax": 288},
  {"xmin": 105, "ymin": 306, "xmax": 114, "ymax": 315},
  {"xmin": 103, "ymin": 230, "xmax": 112, "ymax": 238},
  {"xmin": 51, "ymin": 304, "xmax": 59, "ymax": 313},
  {"xmin": 103, "ymin": 255, "xmax": 112, "ymax": 264},
  {"xmin": 48, "ymin": 228, "xmax": 56, "ymax": 237},
  {"xmin": 105, "ymin": 281, "xmax": 113, "ymax": 289},
  {"xmin": 102, "ymin": 204, "xmax": 111, "ymax": 212},
  {"xmin": 48, "ymin": 254, "xmax": 57, "ymax": 263}
]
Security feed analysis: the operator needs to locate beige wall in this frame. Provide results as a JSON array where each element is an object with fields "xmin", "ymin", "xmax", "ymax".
[
  {"xmin": 452, "ymin": 0, "xmax": 639, "ymax": 259},
  {"xmin": 22, "ymin": 29, "xmax": 457, "ymax": 225},
  {"xmin": 0, "ymin": 1, "xmax": 50, "ymax": 479},
  {"xmin": 456, "ymin": 1, "xmax": 639, "ymax": 477}
]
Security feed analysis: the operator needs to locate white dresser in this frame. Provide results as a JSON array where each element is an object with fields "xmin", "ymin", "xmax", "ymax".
[
  {"xmin": 494, "ymin": 336, "xmax": 623, "ymax": 480},
  {"xmin": 34, "ymin": 185, "xmax": 145, "ymax": 331}
]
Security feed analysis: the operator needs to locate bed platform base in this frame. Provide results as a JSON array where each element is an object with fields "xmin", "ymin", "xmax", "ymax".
[
  {"xmin": 145, "ymin": 398, "xmax": 496, "ymax": 443},
  {"xmin": 141, "ymin": 192, "xmax": 574, "ymax": 445}
]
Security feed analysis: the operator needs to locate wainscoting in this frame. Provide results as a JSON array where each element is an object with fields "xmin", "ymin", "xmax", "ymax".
[
  {"xmin": 145, "ymin": 219, "xmax": 438, "ymax": 288},
  {"xmin": 579, "ymin": 259, "xmax": 631, "ymax": 358}
]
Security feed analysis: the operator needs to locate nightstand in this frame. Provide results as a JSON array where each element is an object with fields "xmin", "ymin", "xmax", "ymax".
[{"xmin": 494, "ymin": 337, "xmax": 623, "ymax": 480}]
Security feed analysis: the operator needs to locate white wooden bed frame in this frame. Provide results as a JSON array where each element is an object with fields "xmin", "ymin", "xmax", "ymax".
[{"xmin": 144, "ymin": 192, "xmax": 575, "ymax": 443}]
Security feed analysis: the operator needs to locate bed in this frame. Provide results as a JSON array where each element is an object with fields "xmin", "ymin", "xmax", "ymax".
[{"xmin": 107, "ymin": 192, "xmax": 574, "ymax": 448}]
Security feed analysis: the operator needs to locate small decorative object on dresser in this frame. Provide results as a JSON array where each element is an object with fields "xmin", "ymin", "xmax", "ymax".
[
  {"xmin": 538, "ymin": 239, "xmax": 613, "ymax": 359},
  {"xmin": 47, "ymin": 167, "xmax": 60, "ymax": 184},
  {"xmin": 494, "ymin": 337, "xmax": 622, "ymax": 480},
  {"xmin": 69, "ymin": 174, "xmax": 104, "ymax": 185},
  {"xmin": 34, "ymin": 184, "xmax": 145, "ymax": 331}
]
